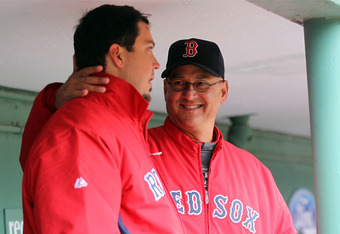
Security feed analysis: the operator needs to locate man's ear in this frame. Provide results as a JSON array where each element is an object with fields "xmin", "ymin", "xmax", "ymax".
[
  {"xmin": 108, "ymin": 44, "xmax": 124, "ymax": 69},
  {"xmin": 220, "ymin": 80, "xmax": 229, "ymax": 104}
]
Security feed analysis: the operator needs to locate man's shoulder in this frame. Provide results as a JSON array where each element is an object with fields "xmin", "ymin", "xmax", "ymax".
[{"xmin": 221, "ymin": 140, "xmax": 271, "ymax": 173}]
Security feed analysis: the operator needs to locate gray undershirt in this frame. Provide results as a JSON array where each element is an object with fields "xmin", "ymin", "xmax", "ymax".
[{"xmin": 200, "ymin": 142, "xmax": 217, "ymax": 204}]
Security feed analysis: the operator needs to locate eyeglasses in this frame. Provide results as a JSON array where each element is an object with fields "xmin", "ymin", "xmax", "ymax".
[{"xmin": 167, "ymin": 79, "xmax": 223, "ymax": 92}]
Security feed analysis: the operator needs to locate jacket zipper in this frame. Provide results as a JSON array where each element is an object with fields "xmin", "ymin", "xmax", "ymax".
[
  {"xmin": 206, "ymin": 160, "xmax": 210, "ymax": 234},
  {"xmin": 206, "ymin": 144, "xmax": 222, "ymax": 234},
  {"xmin": 197, "ymin": 143, "xmax": 209, "ymax": 234}
]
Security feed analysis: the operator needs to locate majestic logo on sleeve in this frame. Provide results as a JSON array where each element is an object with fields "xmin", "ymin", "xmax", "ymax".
[
  {"xmin": 171, "ymin": 190, "xmax": 260, "ymax": 233},
  {"xmin": 183, "ymin": 40, "xmax": 199, "ymax": 57},
  {"xmin": 144, "ymin": 168, "xmax": 165, "ymax": 201},
  {"xmin": 74, "ymin": 177, "xmax": 88, "ymax": 189}
]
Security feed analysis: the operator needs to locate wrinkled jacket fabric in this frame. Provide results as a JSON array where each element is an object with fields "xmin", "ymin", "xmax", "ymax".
[
  {"xmin": 148, "ymin": 118, "xmax": 297, "ymax": 234},
  {"xmin": 21, "ymin": 74, "xmax": 185, "ymax": 234}
]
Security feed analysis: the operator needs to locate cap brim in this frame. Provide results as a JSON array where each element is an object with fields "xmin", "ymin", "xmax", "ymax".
[{"xmin": 161, "ymin": 62, "xmax": 223, "ymax": 79}]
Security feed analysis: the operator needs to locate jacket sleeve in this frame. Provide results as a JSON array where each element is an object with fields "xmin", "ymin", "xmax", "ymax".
[
  {"xmin": 266, "ymin": 163, "xmax": 297, "ymax": 233},
  {"xmin": 275, "ymin": 199, "xmax": 298, "ymax": 234},
  {"xmin": 19, "ymin": 82, "xmax": 62, "ymax": 170},
  {"xmin": 23, "ymin": 127, "xmax": 121, "ymax": 234}
]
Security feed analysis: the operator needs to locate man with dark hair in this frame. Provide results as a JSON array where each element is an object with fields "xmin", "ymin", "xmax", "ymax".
[
  {"xmin": 21, "ymin": 37, "xmax": 297, "ymax": 233},
  {"xmin": 21, "ymin": 5, "xmax": 185, "ymax": 233},
  {"xmin": 73, "ymin": 5, "xmax": 149, "ymax": 71}
]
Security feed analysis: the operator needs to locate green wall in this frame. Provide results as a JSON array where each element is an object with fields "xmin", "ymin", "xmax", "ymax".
[
  {"xmin": 0, "ymin": 86, "xmax": 35, "ymax": 234},
  {"xmin": 246, "ymin": 130, "xmax": 314, "ymax": 201},
  {"xmin": 0, "ymin": 85, "xmax": 314, "ymax": 233}
]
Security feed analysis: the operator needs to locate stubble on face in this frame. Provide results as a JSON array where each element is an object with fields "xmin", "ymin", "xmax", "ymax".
[{"xmin": 143, "ymin": 87, "xmax": 152, "ymax": 103}]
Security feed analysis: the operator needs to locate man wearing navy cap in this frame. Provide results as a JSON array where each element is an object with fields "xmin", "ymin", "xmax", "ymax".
[
  {"xmin": 20, "ymin": 38, "xmax": 297, "ymax": 233},
  {"xmin": 149, "ymin": 38, "xmax": 296, "ymax": 233}
]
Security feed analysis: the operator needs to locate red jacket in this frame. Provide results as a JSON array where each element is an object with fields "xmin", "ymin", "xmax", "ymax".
[
  {"xmin": 21, "ymin": 74, "xmax": 185, "ymax": 234},
  {"xmin": 148, "ymin": 118, "xmax": 297, "ymax": 233},
  {"xmin": 21, "ymin": 80, "xmax": 296, "ymax": 233}
]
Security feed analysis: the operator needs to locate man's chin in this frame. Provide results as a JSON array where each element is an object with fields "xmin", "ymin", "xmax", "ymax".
[
  {"xmin": 143, "ymin": 94, "xmax": 151, "ymax": 103},
  {"xmin": 143, "ymin": 88, "xmax": 152, "ymax": 103}
]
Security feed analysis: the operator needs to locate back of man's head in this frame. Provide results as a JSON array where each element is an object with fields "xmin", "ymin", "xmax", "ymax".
[{"xmin": 74, "ymin": 4, "xmax": 149, "ymax": 71}]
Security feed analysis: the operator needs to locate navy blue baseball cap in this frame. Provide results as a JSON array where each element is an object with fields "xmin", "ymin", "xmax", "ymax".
[{"xmin": 161, "ymin": 38, "xmax": 225, "ymax": 79}]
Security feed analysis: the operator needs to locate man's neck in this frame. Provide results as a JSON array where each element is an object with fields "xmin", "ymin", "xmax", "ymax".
[
  {"xmin": 168, "ymin": 118, "xmax": 216, "ymax": 142},
  {"xmin": 180, "ymin": 126, "xmax": 215, "ymax": 143}
]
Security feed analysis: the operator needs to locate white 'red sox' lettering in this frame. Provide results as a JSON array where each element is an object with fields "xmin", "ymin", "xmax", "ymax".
[
  {"xmin": 172, "ymin": 190, "xmax": 260, "ymax": 233},
  {"xmin": 170, "ymin": 190, "xmax": 185, "ymax": 214},
  {"xmin": 186, "ymin": 190, "xmax": 202, "ymax": 215},
  {"xmin": 144, "ymin": 168, "xmax": 165, "ymax": 201}
]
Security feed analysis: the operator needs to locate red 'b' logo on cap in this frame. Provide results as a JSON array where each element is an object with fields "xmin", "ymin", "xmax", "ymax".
[{"xmin": 183, "ymin": 41, "xmax": 198, "ymax": 57}]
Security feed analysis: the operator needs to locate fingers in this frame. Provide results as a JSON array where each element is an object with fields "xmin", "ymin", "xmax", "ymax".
[
  {"xmin": 68, "ymin": 65, "xmax": 109, "ymax": 88},
  {"xmin": 68, "ymin": 89, "xmax": 89, "ymax": 98},
  {"xmin": 76, "ymin": 65, "xmax": 103, "ymax": 77},
  {"xmin": 73, "ymin": 73, "xmax": 110, "ymax": 94},
  {"xmin": 67, "ymin": 65, "xmax": 102, "ymax": 84},
  {"xmin": 55, "ymin": 65, "xmax": 110, "ymax": 109},
  {"xmin": 76, "ymin": 81, "xmax": 107, "ymax": 94},
  {"xmin": 81, "ymin": 76, "xmax": 110, "ymax": 86}
]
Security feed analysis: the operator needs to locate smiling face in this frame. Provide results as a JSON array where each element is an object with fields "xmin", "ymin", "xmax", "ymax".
[
  {"xmin": 164, "ymin": 64, "xmax": 228, "ymax": 141},
  {"xmin": 121, "ymin": 21, "xmax": 160, "ymax": 102}
]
